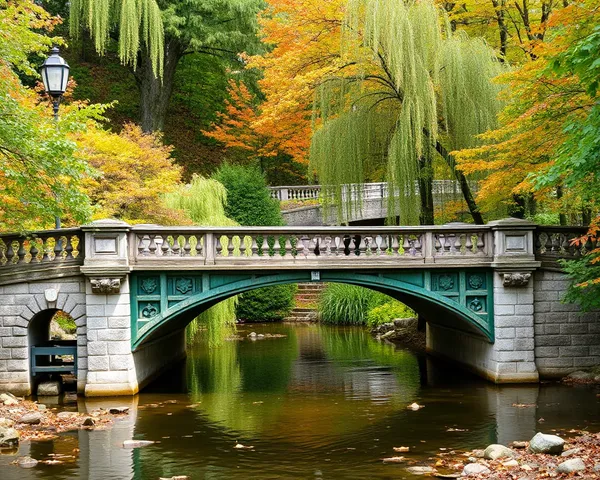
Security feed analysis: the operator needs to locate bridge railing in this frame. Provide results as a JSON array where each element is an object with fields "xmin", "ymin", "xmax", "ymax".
[
  {"xmin": 0, "ymin": 228, "xmax": 84, "ymax": 281},
  {"xmin": 534, "ymin": 226, "xmax": 592, "ymax": 268},
  {"xmin": 269, "ymin": 181, "xmax": 472, "ymax": 202},
  {"xmin": 131, "ymin": 225, "xmax": 493, "ymax": 267}
]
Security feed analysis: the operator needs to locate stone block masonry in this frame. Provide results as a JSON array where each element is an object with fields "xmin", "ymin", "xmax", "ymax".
[
  {"xmin": 534, "ymin": 270, "xmax": 600, "ymax": 377},
  {"xmin": 0, "ymin": 277, "xmax": 87, "ymax": 396}
]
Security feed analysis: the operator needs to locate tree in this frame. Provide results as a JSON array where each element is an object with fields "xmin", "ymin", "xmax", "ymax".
[
  {"xmin": 455, "ymin": 1, "xmax": 599, "ymax": 220},
  {"xmin": 309, "ymin": 0, "xmax": 503, "ymax": 224},
  {"xmin": 70, "ymin": 0, "xmax": 264, "ymax": 132},
  {"xmin": 77, "ymin": 123, "xmax": 187, "ymax": 224},
  {"xmin": 0, "ymin": 0, "xmax": 105, "ymax": 232}
]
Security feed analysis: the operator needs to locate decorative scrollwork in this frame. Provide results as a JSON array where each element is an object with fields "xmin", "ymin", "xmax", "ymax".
[
  {"xmin": 438, "ymin": 274, "xmax": 454, "ymax": 291},
  {"xmin": 140, "ymin": 278, "xmax": 157, "ymax": 294},
  {"xmin": 141, "ymin": 304, "xmax": 159, "ymax": 318},
  {"xmin": 175, "ymin": 278, "xmax": 193, "ymax": 294}
]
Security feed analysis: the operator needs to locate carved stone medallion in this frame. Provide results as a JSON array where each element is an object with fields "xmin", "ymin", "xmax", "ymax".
[
  {"xmin": 438, "ymin": 274, "xmax": 454, "ymax": 291},
  {"xmin": 141, "ymin": 278, "xmax": 157, "ymax": 294},
  {"xmin": 175, "ymin": 278, "xmax": 193, "ymax": 295},
  {"xmin": 468, "ymin": 274, "xmax": 484, "ymax": 290}
]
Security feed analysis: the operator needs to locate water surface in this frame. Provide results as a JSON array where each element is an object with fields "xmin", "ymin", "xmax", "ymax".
[{"xmin": 1, "ymin": 323, "xmax": 599, "ymax": 479}]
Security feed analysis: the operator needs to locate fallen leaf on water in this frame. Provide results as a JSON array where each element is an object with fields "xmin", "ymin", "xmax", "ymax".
[
  {"xmin": 393, "ymin": 446, "xmax": 410, "ymax": 453},
  {"xmin": 382, "ymin": 456, "xmax": 405, "ymax": 463},
  {"xmin": 512, "ymin": 403, "xmax": 536, "ymax": 408},
  {"xmin": 439, "ymin": 448, "xmax": 447, "ymax": 451},
  {"xmin": 538, "ymin": 418, "xmax": 545, "ymax": 423},
  {"xmin": 252, "ymin": 401, "xmax": 263, "ymax": 404},
  {"xmin": 446, "ymin": 428, "xmax": 468, "ymax": 432},
  {"xmin": 407, "ymin": 403, "xmax": 424, "ymax": 411},
  {"xmin": 234, "ymin": 443, "xmax": 254, "ymax": 450}
]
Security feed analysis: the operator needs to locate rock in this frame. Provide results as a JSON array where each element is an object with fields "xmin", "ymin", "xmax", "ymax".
[
  {"xmin": 0, "ymin": 426, "xmax": 19, "ymax": 447},
  {"xmin": 82, "ymin": 417, "xmax": 95, "ymax": 427},
  {"xmin": 502, "ymin": 459, "xmax": 519, "ymax": 468},
  {"xmin": 462, "ymin": 464, "xmax": 490, "ymax": 476},
  {"xmin": 18, "ymin": 412, "xmax": 42, "ymax": 425},
  {"xmin": 37, "ymin": 380, "xmax": 62, "ymax": 396},
  {"xmin": 406, "ymin": 466, "xmax": 436, "ymax": 475},
  {"xmin": 109, "ymin": 407, "xmax": 129, "ymax": 414},
  {"xmin": 0, "ymin": 393, "xmax": 19, "ymax": 406},
  {"xmin": 37, "ymin": 404, "xmax": 47, "ymax": 411},
  {"xmin": 57, "ymin": 411, "xmax": 78, "ymax": 420},
  {"xmin": 248, "ymin": 332, "xmax": 257, "ymax": 338},
  {"xmin": 561, "ymin": 447, "xmax": 581, "ymax": 457},
  {"xmin": 556, "ymin": 458, "xmax": 586, "ymax": 474},
  {"xmin": 467, "ymin": 457, "xmax": 477, "ymax": 463},
  {"xmin": 565, "ymin": 371, "xmax": 595, "ymax": 381},
  {"xmin": 471, "ymin": 449, "xmax": 485, "ymax": 458},
  {"xmin": 257, "ymin": 334, "xmax": 265, "ymax": 338},
  {"xmin": 483, "ymin": 444, "xmax": 514, "ymax": 460},
  {"xmin": 0, "ymin": 418, "xmax": 14, "ymax": 428},
  {"xmin": 123, "ymin": 440, "xmax": 155, "ymax": 448},
  {"xmin": 510, "ymin": 441, "xmax": 528, "ymax": 449},
  {"xmin": 528, "ymin": 432, "xmax": 564, "ymax": 455},
  {"xmin": 17, "ymin": 456, "xmax": 38, "ymax": 468}
]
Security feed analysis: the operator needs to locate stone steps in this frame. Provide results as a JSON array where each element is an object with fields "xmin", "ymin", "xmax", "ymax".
[{"xmin": 285, "ymin": 283, "xmax": 325, "ymax": 322}]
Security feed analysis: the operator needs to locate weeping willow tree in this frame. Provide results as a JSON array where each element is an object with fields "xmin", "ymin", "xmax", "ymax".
[
  {"xmin": 310, "ymin": 0, "xmax": 504, "ymax": 225},
  {"xmin": 70, "ymin": 0, "xmax": 164, "ymax": 77},
  {"xmin": 164, "ymin": 175, "xmax": 238, "ymax": 346}
]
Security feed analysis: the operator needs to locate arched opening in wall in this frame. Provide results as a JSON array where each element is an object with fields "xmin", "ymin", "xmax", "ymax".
[{"xmin": 29, "ymin": 309, "xmax": 77, "ymax": 395}]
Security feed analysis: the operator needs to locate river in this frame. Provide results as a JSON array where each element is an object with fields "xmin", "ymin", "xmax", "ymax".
[{"xmin": 1, "ymin": 323, "xmax": 599, "ymax": 479}]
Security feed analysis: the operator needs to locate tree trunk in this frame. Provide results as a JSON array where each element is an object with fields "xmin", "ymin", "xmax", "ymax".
[
  {"xmin": 135, "ymin": 39, "xmax": 185, "ymax": 132},
  {"xmin": 491, "ymin": 0, "xmax": 508, "ymax": 59},
  {"xmin": 418, "ymin": 156, "xmax": 434, "ymax": 225},
  {"xmin": 556, "ymin": 185, "xmax": 567, "ymax": 226},
  {"xmin": 431, "ymin": 137, "xmax": 485, "ymax": 225}
]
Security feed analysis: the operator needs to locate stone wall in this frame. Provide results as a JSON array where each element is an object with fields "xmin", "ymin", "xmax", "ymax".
[
  {"xmin": 533, "ymin": 269, "xmax": 600, "ymax": 377},
  {"xmin": 427, "ymin": 272, "xmax": 539, "ymax": 383},
  {"xmin": 133, "ymin": 329, "xmax": 186, "ymax": 390},
  {"xmin": 0, "ymin": 276, "xmax": 87, "ymax": 395}
]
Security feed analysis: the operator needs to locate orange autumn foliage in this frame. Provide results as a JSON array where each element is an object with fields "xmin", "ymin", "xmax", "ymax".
[{"xmin": 454, "ymin": 1, "xmax": 600, "ymax": 214}]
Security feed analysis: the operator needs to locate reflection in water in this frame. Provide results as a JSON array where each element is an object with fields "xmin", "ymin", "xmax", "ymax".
[{"xmin": 1, "ymin": 324, "xmax": 598, "ymax": 480}]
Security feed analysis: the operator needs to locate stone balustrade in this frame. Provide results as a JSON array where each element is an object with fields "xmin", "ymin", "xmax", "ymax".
[
  {"xmin": 534, "ymin": 226, "xmax": 592, "ymax": 269},
  {"xmin": 131, "ymin": 225, "xmax": 493, "ymax": 268}
]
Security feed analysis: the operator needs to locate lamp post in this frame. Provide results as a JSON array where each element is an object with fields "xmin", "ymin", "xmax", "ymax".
[
  {"xmin": 40, "ymin": 47, "xmax": 70, "ymax": 229},
  {"xmin": 40, "ymin": 46, "xmax": 70, "ymax": 121}
]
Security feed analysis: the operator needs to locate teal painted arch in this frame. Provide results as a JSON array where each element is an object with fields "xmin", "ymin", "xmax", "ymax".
[{"xmin": 130, "ymin": 270, "xmax": 494, "ymax": 349}]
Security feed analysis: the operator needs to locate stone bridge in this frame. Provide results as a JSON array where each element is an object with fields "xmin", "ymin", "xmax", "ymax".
[
  {"xmin": 269, "ymin": 181, "xmax": 474, "ymax": 225},
  {"xmin": 0, "ymin": 219, "xmax": 598, "ymax": 397}
]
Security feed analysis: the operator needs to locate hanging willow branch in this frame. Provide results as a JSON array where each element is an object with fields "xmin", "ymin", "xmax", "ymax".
[
  {"xmin": 310, "ymin": 0, "xmax": 504, "ymax": 225},
  {"xmin": 70, "ymin": 0, "xmax": 164, "ymax": 78}
]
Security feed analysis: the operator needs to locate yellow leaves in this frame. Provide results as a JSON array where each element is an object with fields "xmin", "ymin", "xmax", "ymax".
[{"xmin": 75, "ymin": 123, "xmax": 188, "ymax": 225}]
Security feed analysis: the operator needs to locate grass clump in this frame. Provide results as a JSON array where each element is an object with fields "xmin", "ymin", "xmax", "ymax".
[{"xmin": 319, "ymin": 283, "xmax": 389, "ymax": 325}]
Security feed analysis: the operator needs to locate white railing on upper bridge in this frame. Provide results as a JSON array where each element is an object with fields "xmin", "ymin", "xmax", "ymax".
[{"xmin": 268, "ymin": 181, "xmax": 472, "ymax": 202}]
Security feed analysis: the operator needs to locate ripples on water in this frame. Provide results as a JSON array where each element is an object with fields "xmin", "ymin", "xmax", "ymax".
[{"xmin": 1, "ymin": 324, "xmax": 599, "ymax": 479}]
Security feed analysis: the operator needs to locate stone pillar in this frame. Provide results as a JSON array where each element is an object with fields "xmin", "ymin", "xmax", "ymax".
[
  {"xmin": 81, "ymin": 219, "xmax": 138, "ymax": 396},
  {"xmin": 489, "ymin": 218, "xmax": 540, "ymax": 382}
]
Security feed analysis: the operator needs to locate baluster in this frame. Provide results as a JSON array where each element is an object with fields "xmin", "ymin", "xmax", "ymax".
[
  {"xmin": 183, "ymin": 235, "xmax": 192, "ymax": 256},
  {"xmin": 543, "ymin": 233, "xmax": 552, "ymax": 255},
  {"xmin": 170, "ymin": 236, "xmax": 180, "ymax": 256},
  {"xmin": 251, "ymin": 236, "xmax": 259, "ymax": 257},
  {"xmin": 148, "ymin": 235, "xmax": 158, "ymax": 256},
  {"xmin": 284, "ymin": 237, "xmax": 293, "ymax": 258},
  {"xmin": 454, "ymin": 234, "xmax": 462, "ymax": 254},
  {"xmin": 159, "ymin": 235, "xmax": 169, "ymax": 256},
  {"xmin": 273, "ymin": 236, "xmax": 281, "ymax": 257},
  {"xmin": 391, "ymin": 235, "xmax": 400, "ymax": 256},
  {"xmin": 550, "ymin": 233, "xmax": 560, "ymax": 253},
  {"xmin": 239, "ymin": 235, "xmax": 248, "ymax": 257},
  {"xmin": 64, "ymin": 236, "xmax": 74, "ymax": 259},
  {"xmin": 196, "ymin": 235, "xmax": 204, "ymax": 257},
  {"xmin": 560, "ymin": 234, "xmax": 570, "ymax": 256},
  {"xmin": 332, "ymin": 236, "xmax": 340, "ymax": 256},
  {"xmin": 476, "ymin": 233, "xmax": 485, "ymax": 255},
  {"xmin": 6, "ymin": 240, "xmax": 15, "ymax": 264},
  {"xmin": 29, "ymin": 240, "xmax": 39, "ymax": 263},
  {"xmin": 137, "ymin": 235, "xmax": 147, "ymax": 256},
  {"xmin": 414, "ymin": 235, "xmax": 423, "ymax": 256},
  {"xmin": 40, "ymin": 237, "xmax": 50, "ymax": 262},
  {"xmin": 16, "ymin": 239, "xmax": 27, "ymax": 264},
  {"xmin": 216, "ymin": 236, "xmax": 224, "ymax": 257},
  {"xmin": 376, "ymin": 235, "xmax": 386, "ymax": 255},
  {"xmin": 402, "ymin": 235, "xmax": 411, "ymax": 256},
  {"xmin": 534, "ymin": 233, "xmax": 542, "ymax": 254},
  {"xmin": 260, "ymin": 236, "xmax": 269, "ymax": 257},
  {"xmin": 227, "ymin": 236, "xmax": 235, "ymax": 257},
  {"xmin": 54, "ymin": 236, "xmax": 64, "ymax": 260},
  {"xmin": 465, "ymin": 234, "xmax": 474, "ymax": 255}
]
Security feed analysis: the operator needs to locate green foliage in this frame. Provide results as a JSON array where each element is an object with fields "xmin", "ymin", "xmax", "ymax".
[
  {"xmin": 53, "ymin": 310, "xmax": 76, "ymax": 334},
  {"xmin": 164, "ymin": 175, "xmax": 238, "ymax": 344},
  {"xmin": 212, "ymin": 164, "xmax": 284, "ymax": 226},
  {"xmin": 560, "ymin": 255, "xmax": 600, "ymax": 312},
  {"xmin": 311, "ymin": 0, "xmax": 503, "ymax": 224},
  {"xmin": 237, "ymin": 284, "xmax": 297, "ymax": 322},
  {"xmin": 319, "ymin": 283, "xmax": 390, "ymax": 326},
  {"xmin": 366, "ymin": 301, "xmax": 415, "ymax": 328}
]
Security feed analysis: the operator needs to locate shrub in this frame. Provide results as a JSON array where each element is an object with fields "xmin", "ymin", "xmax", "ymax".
[
  {"xmin": 53, "ymin": 310, "xmax": 76, "ymax": 334},
  {"xmin": 319, "ymin": 283, "xmax": 389, "ymax": 325},
  {"xmin": 237, "ymin": 284, "xmax": 298, "ymax": 322},
  {"xmin": 212, "ymin": 164, "xmax": 295, "ymax": 321},
  {"xmin": 367, "ymin": 301, "xmax": 415, "ymax": 327}
]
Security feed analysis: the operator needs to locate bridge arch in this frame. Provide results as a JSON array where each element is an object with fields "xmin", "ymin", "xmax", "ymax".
[{"xmin": 131, "ymin": 270, "xmax": 494, "ymax": 349}]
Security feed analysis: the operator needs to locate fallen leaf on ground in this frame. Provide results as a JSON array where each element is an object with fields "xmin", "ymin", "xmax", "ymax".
[{"xmin": 393, "ymin": 446, "xmax": 410, "ymax": 452}]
